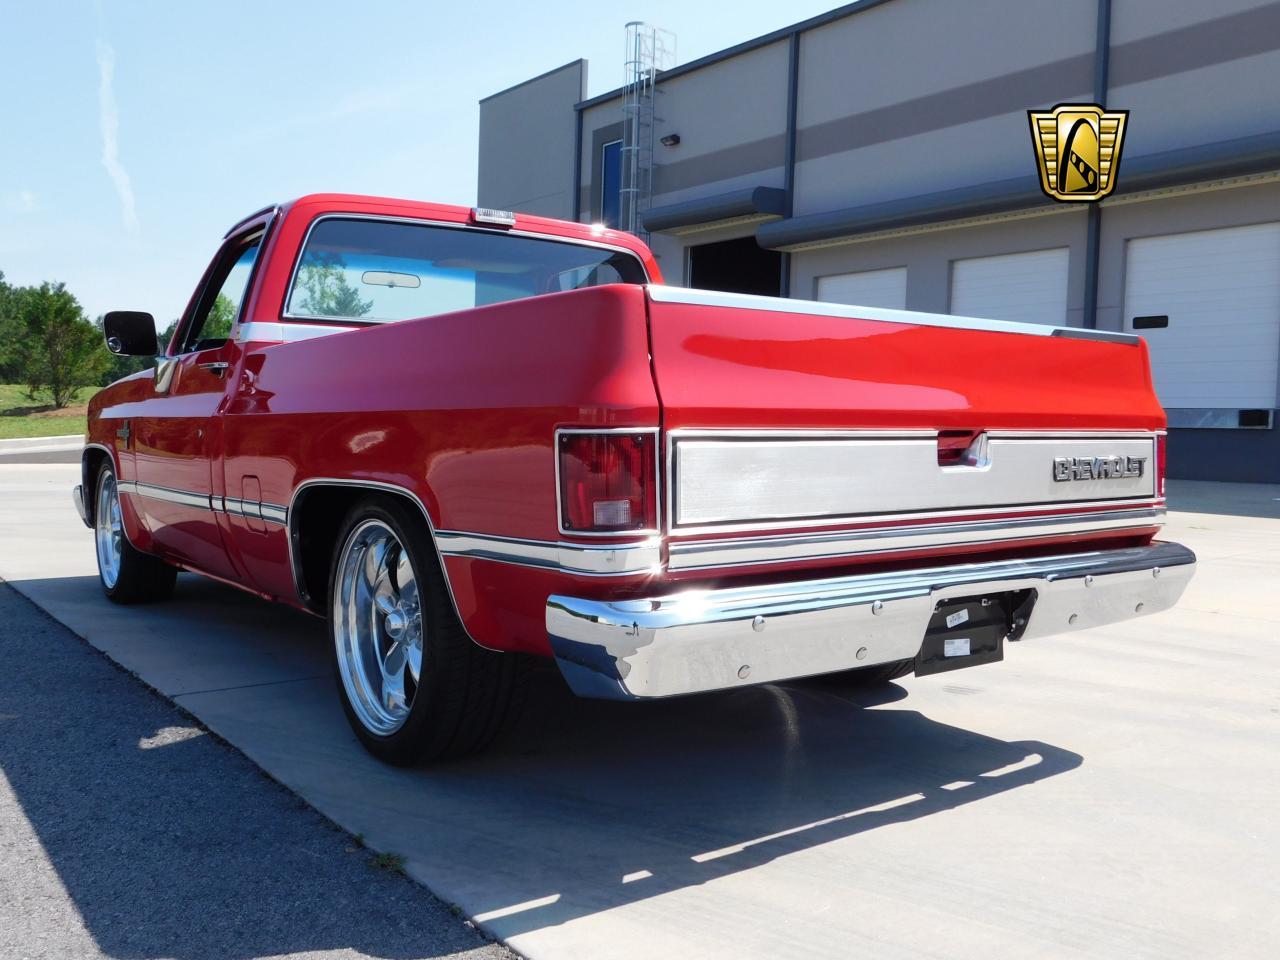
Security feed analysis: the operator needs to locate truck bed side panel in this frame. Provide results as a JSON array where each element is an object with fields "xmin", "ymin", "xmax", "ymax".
[{"xmin": 219, "ymin": 284, "xmax": 658, "ymax": 653}]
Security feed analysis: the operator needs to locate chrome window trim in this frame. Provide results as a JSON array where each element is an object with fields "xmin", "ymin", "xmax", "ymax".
[
  {"xmin": 235, "ymin": 321, "xmax": 355, "ymax": 344},
  {"xmin": 223, "ymin": 203, "xmax": 279, "ymax": 239},
  {"xmin": 435, "ymin": 530, "xmax": 662, "ymax": 576},
  {"xmin": 175, "ymin": 223, "xmax": 270, "ymax": 358},
  {"xmin": 554, "ymin": 426, "xmax": 662, "ymax": 539},
  {"xmin": 667, "ymin": 507, "xmax": 1165, "ymax": 571},
  {"xmin": 645, "ymin": 285, "xmax": 1139, "ymax": 342},
  {"xmin": 665, "ymin": 428, "xmax": 1162, "ymax": 535},
  {"xmin": 280, "ymin": 213, "xmax": 651, "ymax": 324}
]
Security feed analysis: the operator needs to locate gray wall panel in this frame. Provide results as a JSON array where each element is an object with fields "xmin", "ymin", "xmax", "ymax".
[
  {"xmin": 579, "ymin": 100, "xmax": 621, "ymax": 223},
  {"xmin": 798, "ymin": 0, "xmax": 1096, "ymax": 121},
  {"xmin": 580, "ymin": 42, "xmax": 789, "ymax": 223},
  {"xmin": 1107, "ymin": 2, "xmax": 1280, "ymax": 158},
  {"xmin": 1109, "ymin": 0, "xmax": 1279, "ymax": 44},
  {"xmin": 792, "ymin": 0, "xmax": 1094, "ymax": 216},
  {"xmin": 1110, "ymin": 54, "xmax": 1280, "ymax": 158},
  {"xmin": 478, "ymin": 61, "xmax": 585, "ymax": 218}
]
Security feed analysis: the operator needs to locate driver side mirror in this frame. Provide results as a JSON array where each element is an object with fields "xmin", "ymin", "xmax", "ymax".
[{"xmin": 103, "ymin": 311, "xmax": 159, "ymax": 357}]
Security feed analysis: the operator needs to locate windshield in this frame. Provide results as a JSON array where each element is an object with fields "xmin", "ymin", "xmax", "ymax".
[{"xmin": 285, "ymin": 217, "xmax": 648, "ymax": 323}]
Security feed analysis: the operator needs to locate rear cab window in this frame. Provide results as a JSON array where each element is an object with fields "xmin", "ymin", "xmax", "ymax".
[{"xmin": 284, "ymin": 218, "xmax": 649, "ymax": 323}]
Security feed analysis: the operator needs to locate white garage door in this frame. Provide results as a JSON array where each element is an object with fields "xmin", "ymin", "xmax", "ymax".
[
  {"xmin": 1124, "ymin": 222, "xmax": 1280, "ymax": 409},
  {"xmin": 816, "ymin": 266, "xmax": 907, "ymax": 309},
  {"xmin": 950, "ymin": 248, "xmax": 1069, "ymax": 326}
]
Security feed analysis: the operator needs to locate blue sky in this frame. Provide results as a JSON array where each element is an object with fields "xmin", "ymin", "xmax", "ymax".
[{"xmin": 0, "ymin": 1, "xmax": 842, "ymax": 325}]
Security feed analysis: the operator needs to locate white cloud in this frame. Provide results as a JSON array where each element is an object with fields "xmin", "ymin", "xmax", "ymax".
[
  {"xmin": 1, "ymin": 189, "xmax": 37, "ymax": 213},
  {"xmin": 95, "ymin": 40, "xmax": 138, "ymax": 233}
]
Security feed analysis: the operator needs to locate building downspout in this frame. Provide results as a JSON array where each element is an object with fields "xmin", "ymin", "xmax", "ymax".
[
  {"xmin": 1083, "ymin": 0, "xmax": 1113, "ymax": 329},
  {"xmin": 572, "ymin": 105, "xmax": 584, "ymax": 223},
  {"xmin": 779, "ymin": 31, "xmax": 801, "ymax": 297}
]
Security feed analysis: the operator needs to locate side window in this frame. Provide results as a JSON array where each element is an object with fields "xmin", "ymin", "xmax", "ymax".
[
  {"xmin": 180, "ymin": 236, "xmax": 262, "ymax": 353},
  {"xmin": 600, "ymin": 139, "xmax": 622, "ymax": 229}
]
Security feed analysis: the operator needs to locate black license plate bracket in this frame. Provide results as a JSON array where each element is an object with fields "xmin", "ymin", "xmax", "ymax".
[{"xmin": 914, "ymin": 589, "xmax": 1035, "ymax": 677}]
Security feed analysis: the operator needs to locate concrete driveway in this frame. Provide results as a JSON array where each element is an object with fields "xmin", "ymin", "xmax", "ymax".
[{"xmin": 2, "ymin": 461, "xmax": 1278, "ymax": 960}]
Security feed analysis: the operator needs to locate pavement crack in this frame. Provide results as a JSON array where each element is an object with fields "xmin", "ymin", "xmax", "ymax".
[{"xmin": 173, "ymin": 673, "xmax": 329, "ymax": 699}]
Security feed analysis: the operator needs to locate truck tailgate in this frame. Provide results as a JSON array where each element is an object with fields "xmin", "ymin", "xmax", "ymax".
[{"xmin": 644, "ymin": 286, "xmax": 1165, "ymax": 563}]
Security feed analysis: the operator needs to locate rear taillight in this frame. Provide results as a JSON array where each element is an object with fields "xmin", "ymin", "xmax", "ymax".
[
  {"xmin": 1156, "ymin": 433, "xmax": 1167, "ymax": 499},
  {"xmin": 558, "ymin": 431, "xmax": 658, "ymax": 534}
]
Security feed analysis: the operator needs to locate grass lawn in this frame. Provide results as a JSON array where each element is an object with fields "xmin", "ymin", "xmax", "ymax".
[{"xmin": 0, "ymin": 384, "xmax": 94, "ymax": 440}]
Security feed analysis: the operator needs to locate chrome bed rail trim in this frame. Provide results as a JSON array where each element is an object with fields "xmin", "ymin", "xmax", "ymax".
[
  {"xmin": 547, "ymin": 541, "xmax": 1196, "ymax": 701},
  {"xmin": 668, "ymin": 507, "xmax": 1165, "ymax": 571},
  {"xmin": 645, "ymin": 284, "xmax": 1139, "ymax": 342}
]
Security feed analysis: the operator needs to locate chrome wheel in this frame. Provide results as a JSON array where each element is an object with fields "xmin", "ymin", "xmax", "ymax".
[
  {"xmin": 333, "ymin": 519, "xmax": 423, "ymax": 736},
  {"xmin": 95, "ymin": 471, "xmax": 123, "ymax": 589}
]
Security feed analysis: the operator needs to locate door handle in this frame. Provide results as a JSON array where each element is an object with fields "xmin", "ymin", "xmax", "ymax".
[{"xmin": 199, "ymin": 361, "xmax": 230, "ymax": 378}]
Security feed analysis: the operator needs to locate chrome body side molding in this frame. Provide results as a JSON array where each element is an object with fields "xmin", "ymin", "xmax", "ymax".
[
  {"xmin": 118, "ymin": 480, "xmax": 288, "ymax": 526},
  {"xmin": 547, "ymin": 541, "xmax": 1197, "ymax": 700},
  {"xmin": 434, "ymin": 530, "xmax": 662, "ymax": 577}
]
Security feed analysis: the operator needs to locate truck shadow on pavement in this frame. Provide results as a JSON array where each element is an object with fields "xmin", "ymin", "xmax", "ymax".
[
  {"xmin": 449, "ymin": 667, "xmax": 1083, "ymax": 941},
  {"xmin": 0, "ymin": 574, "xmax": 1084, "ymax": 957}
]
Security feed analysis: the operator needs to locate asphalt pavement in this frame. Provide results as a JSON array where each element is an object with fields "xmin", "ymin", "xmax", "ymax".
[
  {"xmin": 0, "ymin": 582, "xmax": 515, "ymax": 960},
  {"xmin": 1, "ymin": 460, "xmax": 1279, "ymax": 960}
]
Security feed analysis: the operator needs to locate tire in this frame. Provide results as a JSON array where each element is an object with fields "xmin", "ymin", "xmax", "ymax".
[
  {"xmin": 93, "ymin": 463, "xmax": 177, "ymax": 604},
  {"xmin": 327, "ymin": 495, "xmax": 523, "ymax": 765}
]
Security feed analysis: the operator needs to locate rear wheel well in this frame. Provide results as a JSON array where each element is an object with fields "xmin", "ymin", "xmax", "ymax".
[{"xmin": 290, "ymin": 484, "xmax": 438, "ymax": 615}]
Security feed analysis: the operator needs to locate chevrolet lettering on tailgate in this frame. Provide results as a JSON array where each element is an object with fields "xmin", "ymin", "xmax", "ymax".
[{"xmin": 1053, "ymin": 455, "xmax": 1147, "ymax": 482}]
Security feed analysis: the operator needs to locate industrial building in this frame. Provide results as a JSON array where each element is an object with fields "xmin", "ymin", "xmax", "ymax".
[{"xmin": 478, "ymin": 0, "xmax": 1280, "ymax": 481}]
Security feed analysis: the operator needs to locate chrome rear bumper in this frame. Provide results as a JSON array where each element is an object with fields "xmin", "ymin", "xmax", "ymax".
[{"xmin": 546, "ymin": 541, "xmax": 1196, "ymax": 700}]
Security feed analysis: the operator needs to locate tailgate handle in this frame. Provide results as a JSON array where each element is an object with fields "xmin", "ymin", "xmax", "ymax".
[{"xmin": 938, "ymin": 431, "xmax": 989, "ymax": 469}]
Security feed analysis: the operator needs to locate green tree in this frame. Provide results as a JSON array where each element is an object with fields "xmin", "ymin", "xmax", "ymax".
[
  {"xmin": 0, "ymin": 271, "xmax": 22, "ymax": 384},
  {"xmin": 292, "ymin": 253, "xmax": 373, "ymax": 318},
  {"xmin": 202, "ymin": 293, "xmax": 237, "ymax": 341},
  {"xmin": 13, "ymin": 282, "xmax": 112, "ymax": 407}
]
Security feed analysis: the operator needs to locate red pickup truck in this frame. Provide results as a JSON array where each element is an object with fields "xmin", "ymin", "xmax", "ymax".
[{"xmin": 76, "ymin": 193, "xmax": 1195, "ymax": 764}]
